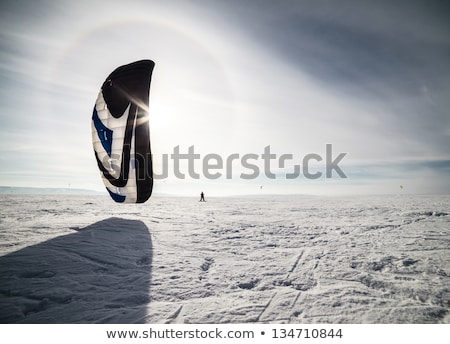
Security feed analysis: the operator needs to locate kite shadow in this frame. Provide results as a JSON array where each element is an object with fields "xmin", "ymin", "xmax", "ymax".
[{"xmin": 0, "ymin": 217, "xmax": 152, "ymax": 323}]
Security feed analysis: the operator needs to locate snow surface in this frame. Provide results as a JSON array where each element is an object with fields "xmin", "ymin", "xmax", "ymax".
[{"xmin": 0, "ymin": 194, "xmax": 449, "ymax": 324}]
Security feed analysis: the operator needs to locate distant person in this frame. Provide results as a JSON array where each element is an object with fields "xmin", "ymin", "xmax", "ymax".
[{"xmin": 200, "ymin": 192, "xmax": 205, "ymax": 202}]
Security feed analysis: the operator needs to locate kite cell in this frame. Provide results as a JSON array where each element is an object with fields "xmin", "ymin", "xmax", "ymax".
[{"xmin": 92, "ymin": 60, "xmax": 155, "ymax": 203}]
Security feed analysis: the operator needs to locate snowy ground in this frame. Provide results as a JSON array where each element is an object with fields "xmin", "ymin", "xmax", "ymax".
[{"xmin": 0, "ymin": 194, "xmax": 449, "ymax": 324}]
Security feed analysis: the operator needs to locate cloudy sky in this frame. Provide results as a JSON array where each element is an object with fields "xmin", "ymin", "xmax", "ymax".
[{"xmin": 1, "ymin": 0, "xmax": 449, "ymax": 196}]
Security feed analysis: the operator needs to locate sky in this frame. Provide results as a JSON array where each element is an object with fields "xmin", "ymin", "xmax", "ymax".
[{"xmin": 1, "ymin": 0, "xmax": 449, "ymax": 196}]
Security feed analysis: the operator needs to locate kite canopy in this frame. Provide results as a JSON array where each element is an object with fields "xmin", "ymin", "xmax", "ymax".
[{"xmin": 91, "ymin": 60, "xmax": 155, "ymax": 203}]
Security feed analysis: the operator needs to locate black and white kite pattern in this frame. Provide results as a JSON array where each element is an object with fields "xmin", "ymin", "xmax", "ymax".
[{"xmin": 92, "ymin": 60, "xmax": 155, "ymax": 203}]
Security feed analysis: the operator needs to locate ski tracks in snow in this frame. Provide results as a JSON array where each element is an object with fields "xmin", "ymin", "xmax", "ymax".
[{"xmin": 1, "ymin": 195, "xmax": 449, "ymax": 323}]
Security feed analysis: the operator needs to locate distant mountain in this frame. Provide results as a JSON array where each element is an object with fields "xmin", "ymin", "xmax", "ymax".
[{"xmin": 0, "ymin": 186, "xmax": 104, "ymax": 195}]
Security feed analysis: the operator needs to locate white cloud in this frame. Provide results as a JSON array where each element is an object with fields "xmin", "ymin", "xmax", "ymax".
[{"xmin": 1, "ymin": 0, "xmax": 448, "ymax": 195}]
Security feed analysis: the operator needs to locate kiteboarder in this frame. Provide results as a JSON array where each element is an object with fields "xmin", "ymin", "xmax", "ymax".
[{"xmin": 200, "ymin": 192, "xmax": 205, "ymax": 202}]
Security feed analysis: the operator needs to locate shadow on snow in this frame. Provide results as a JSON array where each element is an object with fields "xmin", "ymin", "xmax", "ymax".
[{"xmin": 0, "ymin": 217, "xmax": 152, "ymax": 323}]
